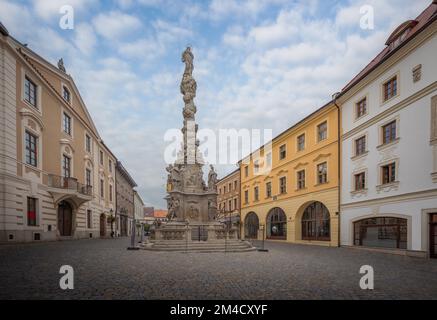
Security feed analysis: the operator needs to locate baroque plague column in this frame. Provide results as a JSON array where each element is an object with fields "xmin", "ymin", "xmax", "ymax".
[{"xmin": 144, "ymin": 48, "xmax": 254, "ymax": 251}]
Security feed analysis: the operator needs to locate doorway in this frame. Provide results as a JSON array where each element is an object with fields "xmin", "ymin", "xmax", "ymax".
[
  {"xmin": 430, "ymin": 213, "xmax": 437, "ymax": 258},
  {"xmin": 58, "ymin": 201, "xmax": 73, "ymax": 236},
  {"xmin": 100, "ymin": 214, "xmax": 106, "ymax": 237}
]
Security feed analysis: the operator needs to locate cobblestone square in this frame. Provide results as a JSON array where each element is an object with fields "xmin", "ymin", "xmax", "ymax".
[{"xmin": 0, "ymin": 238, "xmax": 436, "ymax": 300}]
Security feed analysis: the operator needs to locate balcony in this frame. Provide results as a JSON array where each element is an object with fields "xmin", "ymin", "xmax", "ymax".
[{"xmin": 45, "ymin": 174, "xmax": 93, "ymax": 207}]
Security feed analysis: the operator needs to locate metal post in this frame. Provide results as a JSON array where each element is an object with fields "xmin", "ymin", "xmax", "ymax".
[
  {"xmin": 140, "ymin": 223, "xmax": 144, "ymax": 243},
  {"xmin": 185, "ymin": 220, "xmax": 189, "ymax": 254}
]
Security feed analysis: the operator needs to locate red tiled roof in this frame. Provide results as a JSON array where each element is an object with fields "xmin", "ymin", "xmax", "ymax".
[
  {"xmin": 154, "ymin": 210, "xmax": 168, "ymax": 218},
  {"xmin": 341, "ymin": 2, "xmax": 437, "ymax": 93}
]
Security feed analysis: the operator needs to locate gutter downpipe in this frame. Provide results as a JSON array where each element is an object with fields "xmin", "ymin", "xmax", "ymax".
[{"xmin": 333, "ymin": 94, "xmax": 341, "ymax": 248}]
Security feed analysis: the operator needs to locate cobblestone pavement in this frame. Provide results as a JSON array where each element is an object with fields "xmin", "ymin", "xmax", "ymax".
[{"xmin": 0, "ymin": 238, "xmax": 436, "ymax": 300}]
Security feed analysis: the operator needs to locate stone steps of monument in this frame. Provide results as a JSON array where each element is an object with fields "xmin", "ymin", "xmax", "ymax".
[{"xmin": 140, "ymin": 240, "xmax": 256, "ymax": 252}]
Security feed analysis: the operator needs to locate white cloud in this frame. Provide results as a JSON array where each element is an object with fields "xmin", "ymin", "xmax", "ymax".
[
  {"xmin": 74, "ymin": 23, "xmax": 97, "ymax": 54},
  {"xmin": 93, "ymin": 11, "xmax": 142, "ymax": 40},
  {"xmin": 33, "ymin": 0, "xmax": 97, "ymax": 21}
]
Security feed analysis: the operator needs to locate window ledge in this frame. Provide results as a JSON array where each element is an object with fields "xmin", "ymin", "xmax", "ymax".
[
  {"xmin": 377, "ymin": 138, "xmax": 400, "ymax": 151},
  {"xmin": 314, "ymin": 181, "xmax": 329, "ymax": 187},
  {"xmin": 354, "ymin": 113, "xmax": 369, "ymax": 123},
  {"xmin": 351, "ymin": 151, "xmax": 369, "ymax": 161},
  {"xmin": 295, "ymin": 187, "xmax": 307, "ymax": 192},
  {"xmin": 431, "ymin": 172, "xmax": 437, "ymax": 183},
  {"xmin": 430, "ymin": 138, "xmax": 437, "ymax": 146},
  {"xmin": 22, "ymin": 99, "xmax": 40, "ymax": 113},
  {"xmin": 350, "ymin": 189, "xmax": 368, "ymax": 197},
  {"xmin": 376, "ymin": 181, "xmax": 399, "ymax": 193}
]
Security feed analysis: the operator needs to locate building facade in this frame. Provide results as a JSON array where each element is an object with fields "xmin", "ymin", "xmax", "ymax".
[
  {"xmin": 133, "ymin": 190, "xmax": 144, "ymax": 236},
  {"xmin": 0, "ymin": 26, "xmax": 117, "ymax": 242},
  {"xmin": 338, "ymin": 3, "xmax": 437, "ymax": 258},
  {"xmin": 115, "ymin": 161, "xmax": 136, "ymax": 237},
  {"xmin": 217, "ymin": 169, "xmax": 240, "ymax": 229},
  {"xmin": 240, "ymin": 102, "xmax": 339, "ymax": 246}
]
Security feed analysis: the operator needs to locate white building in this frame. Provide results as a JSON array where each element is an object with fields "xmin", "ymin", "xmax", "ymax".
[
  {"xmin": 133, "ymin": 190, "xmax": 145, "ymax": 236},
  {"xmin": 338, "ymin": 3, "xmax": 437, "ymax": 258}
]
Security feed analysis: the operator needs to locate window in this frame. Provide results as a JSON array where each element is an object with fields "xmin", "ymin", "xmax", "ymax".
[
  {"xmin": 317, "ymin": 121, "xmax": 327, "ymax": 142},
  {"xmin": 25, "ymin": 131, "xmax": 38, "ymax": 167},
  {"xmin": 24, "ymin": 76, "xmax": 37, "ymax": 107},
  {"xmin": 244, "ymin": 166, "xmax": 249, "ymax": 177},
  {"xmin": 383, "ymin": 76, "xmax": 397, "ymax": 101},
  {"xmin": 297, "ymin": 134, "xmax": 305, "ymax": 151},
  {"xmin": 297, "ymin": 170, "xmax": 305, "ymax": 190},
  {"xmin": 100, "ymin": 179, "xmax": 104, "ymax": 198},
  {"xmin": 224, "ymin": 185, "xmax": 227, "ymax": 193},
  {"xmin": 355, "ymin": 136, "xmax": 366, "ymax": 156},
  {"xmin": 85, "ymin": 134, "xmax": 91, "ymax": 153},
  {"xmin": 229, "ymin": 182, "xmax": 232, "ymax": 191},
  {"xmin": 356, "ymin": 98, "xmax": 367, "ymax": 118},
  {"xmin": 354, "ymin": 217, "xmax": 407, "ymax": 249},
  {"xmin": 301, "ymin": 202, "xmax": 330, "ymax": 241},
  {"xmin": 234, "ymin": 198, "xmax": 237, "ymax": 210},
  {"xmin": 382, "ymin": 120, "xmax": 397, "ymax": 144},
  {"xmin": 382, "ymin": 163, "xmax": 396, "ymax": 185},
  {"xmin": 86, "ymin": 169, "xmax": 92, "ymax": 187},
  {"xmin": 62, "ymin": 155, "xmax": 71, "ymax": 178},
  {"xmin": 279, "ymin": 176, "xmax": 287, "ymax": 194},
  {"xmin": 229, "ymin": 200, "xmax": 232, "ymax": 211},
  {"xmin": 63, "ymin": 112, "xmax": 71, "ymax": 135},
  {"xmin": 355, "ymin": 172, "xmax": 366, "ymax": 191},
  {"xmin": 266, "ymin": 152, "xmax": 272, "ymax": 167},
  {"xmin": 279, "ymin": 144, "xmax": 286, "ymax": 160},
  {"xmin": 87, "ymin": 210, "xmax": 92, "ymax": 229},
  {"xmin": 27, "ymin": 197, "xmax": 37, "ymax": 226},
  {"xmin": 100, "ymin": 150, "xmax": 104, "ymax": 166},
  {"xmin": 266, "ymin": 182, "xmax": 272, "ymax": 198},
  {"xmin": 244, "ymin": 190, "xmax": 249, "ymax": 204},
  {"xmin": 63, "ymin": 86, "xmax": 70, "ymax": 102},
  {"xmin": 109, "ymin": 160, "xmax": 112, "ymax": 173},
  {"xmin": 234, "ymin": 181, "xmax": 237, "ymax": 190},
  {"xmin": 109, "ymin": 185, "xmax": 113, "ymax": 202},
  {"xmin": 254, "ymin": 186, "xmax": 259, "ymax": 201},
  {"xmin": 254, "ymin": 160, "xmax": 260, "ymax": 174},
  {"xmin": 317, "ymin": 162, "xmax": 328, "ymax": 184}
]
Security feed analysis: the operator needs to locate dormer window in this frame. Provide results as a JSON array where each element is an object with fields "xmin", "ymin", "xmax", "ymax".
[
  {"xmin": 63, "ymin": 86, "xmax": 70, "ymax": 103},
  {"xmin": 385, "ymin": 20, "xmax": 417, "ymax": 50}
]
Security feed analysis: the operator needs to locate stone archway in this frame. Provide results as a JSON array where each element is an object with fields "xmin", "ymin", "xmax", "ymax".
[
  {"xmin": 266, "ymin": 207, "xmax": 287, "ymax": 240},
  {"xmin": 58, "ymin": 200, "xmax": 73, "ymax": 237},
  {"xmin": 295, "ymin": 201, "xmax": 330, "ymax": 241},
  {"xmin": 244, "ymin": 212, "xmax": 259, "ymax": 239}
]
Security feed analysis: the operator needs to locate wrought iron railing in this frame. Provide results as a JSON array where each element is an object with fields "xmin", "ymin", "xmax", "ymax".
[{"xmin": 46, "ymin": 174, "xmax": 92, "ymax": 196}]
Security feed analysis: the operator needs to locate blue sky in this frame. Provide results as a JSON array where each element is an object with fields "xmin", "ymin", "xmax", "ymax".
[{"xmin": 0, "ymin": 0, "xmax": 430, "ymax": 208}]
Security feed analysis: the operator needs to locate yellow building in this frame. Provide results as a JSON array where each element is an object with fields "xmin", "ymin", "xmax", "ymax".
[{"xmin": 239, "ymin": 102, "xmax": 340, "ymax": 247}]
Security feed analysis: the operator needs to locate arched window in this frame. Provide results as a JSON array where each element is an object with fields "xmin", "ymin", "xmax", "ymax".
[
  {"xmin": 301, "ymin": 202, "xmax": 330, "ymax": 241},
  {"xmin": 266, "ymin": 207, "xmax": 286, "ymax": 240},
  {"xmin": 244, "ymin": 212, "xmax": 259, "ymax": 239},
  {"xmin": 354, "ymin": 217, "xmax": 407, "ymax": 249}
]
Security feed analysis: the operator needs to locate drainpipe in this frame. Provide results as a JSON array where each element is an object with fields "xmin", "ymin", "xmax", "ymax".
[{"xmin": 333, "ymin": 93, "xmax": 342, "ymax": 248}]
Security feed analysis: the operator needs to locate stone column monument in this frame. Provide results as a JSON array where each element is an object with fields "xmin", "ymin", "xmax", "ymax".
[{"xmin": 143, "ymin": 48, "xmax": 255, "ymax": 252}]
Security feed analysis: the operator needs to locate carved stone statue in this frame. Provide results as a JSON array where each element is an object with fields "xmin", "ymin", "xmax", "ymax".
[
  {"xmin": 167, "ymin": 197, "xmax": 180, "ymax": 220},
  {"xmin": 181, "ymin": 47, "xmax": 194, "ymax": 75},
  {"xmin": 57, "ymin": 58, "xmax": 66, "ymax": 73},
  {"xmin": 208, "ymin": 165, "xmax": 218, "ymax": 191},
  {"xmin": 166, "ymin": 164, "xmax": 182, "ymax": 190}
]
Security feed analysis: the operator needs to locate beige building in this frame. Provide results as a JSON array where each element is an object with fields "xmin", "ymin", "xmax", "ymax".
[
  {"xmin": 0, "ymin": 24, "xmax": 117, "ymax": 242},
  {"xmin": 115, "ymin": 161, "xmax": 136, "ymax": 237},
  {"xmin": 216, "ymin": 169, "xmax": 240, "ymax": 230}
]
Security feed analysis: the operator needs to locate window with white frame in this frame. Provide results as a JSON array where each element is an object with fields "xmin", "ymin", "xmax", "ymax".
[
  {"xmin": 279, "ymin": 144, "xmax": 286, "ymax": 160},
  {"xmin": 354, "ymin": 172, "xmax": 366, "ymax": 191},
  {"xmin": 25, "ymin": 131, "xmax": 38, "ymax": 167},
  {"xmin": 381, "ymin": 162, "xmax": 396, "ymax": 185},
  {"xmin": 63, "ymin": 86, "xmax": 71, "ymax": 103},
  {"xmin": 317, "ymin": 121, "xmax": 327, "ymax": 142},
  {"xmin": 355, "ymin": 136, "xmax": 366, "ymax": 156},
  {"xmin": 85, "ymin": 134, "xmax": 91, "ymax": 153},
  {"xmin": 297, "ymin": 170, "xmax": 305, "ymax": 189},
  {"xmin": 317, "ymin": 162, "xmax": 328, "ymax": 184},
  {"xmin": 24, "ymin": 76, "xmax": 37, "ymax": 108},
  {"xmin": 266, "ymin": 182, "xmax": 272, "ymax": 198},
  {"xmin": 297, "ymin": 134, "xmax": 305, "ymax": 151},
  {"xmin": 279, "ymin": 176, "xmax": 287, "ymax": 194},
  {"xmin": 63, "ymin": 112, "xmax": 71, "ymax": 135}
]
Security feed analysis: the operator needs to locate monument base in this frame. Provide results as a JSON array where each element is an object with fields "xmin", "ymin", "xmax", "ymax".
[{"xmin": 142, "ymin": 221, "xmax": 256, "ymax": 253}]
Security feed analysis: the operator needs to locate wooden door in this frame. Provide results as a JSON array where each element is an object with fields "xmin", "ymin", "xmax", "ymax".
[
  {"xmin": 100, "ymin": 214, "xmax": 106, "ymax": 237},
  {"xmin": 58, "ymin": 201, "xmax": 72, "ymax": 236},
  {"xmin": 430, "ymin": 213, "xmax": 437, "ymax": 258}
]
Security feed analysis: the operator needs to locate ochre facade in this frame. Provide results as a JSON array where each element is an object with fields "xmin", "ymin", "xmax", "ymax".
[{"xmin": 240, "ymin": 102, "xmax": 339, "ymax": 246}]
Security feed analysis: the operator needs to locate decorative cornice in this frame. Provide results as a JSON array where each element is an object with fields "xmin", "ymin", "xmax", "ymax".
[
  {"xmin": 19, "ymin": 108, "xmax": 44, "ymax": 130},
  {"xmin": 313, "ymin": 153, "xmax": 331, "ymax": 162}
]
